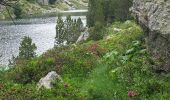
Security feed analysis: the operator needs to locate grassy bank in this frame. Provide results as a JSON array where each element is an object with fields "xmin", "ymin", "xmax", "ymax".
[{"xmin": 0, "ymin": 21, "xmax": 169, "ymax": 99}]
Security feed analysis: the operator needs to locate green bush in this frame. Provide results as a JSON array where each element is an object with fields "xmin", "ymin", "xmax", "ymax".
[
  {"xmin": 11, "ymin": 57, "xmax": 56, "ymax": 84},
  {"xmin": 89, "ymin": 22, "xmax": 106, "ymax": 41}
]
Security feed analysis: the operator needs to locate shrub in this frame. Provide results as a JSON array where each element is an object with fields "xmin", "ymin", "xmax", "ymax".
[
  {"xmin": 89, "ymin": 22, "xmax": 106, "ymax": 41},
  {"xmin": 11, "ymin": 57, "xmax": 56, "ymax": 84}
]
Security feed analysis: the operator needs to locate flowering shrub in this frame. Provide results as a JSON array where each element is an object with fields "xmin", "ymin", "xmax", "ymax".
[
  {"xmin": 87, "ymin": 43, "xmax": 107, "ymax": 57},
  {"xmin": 128, "ymin": 90, "xmax": 137, "ymax": 97}
]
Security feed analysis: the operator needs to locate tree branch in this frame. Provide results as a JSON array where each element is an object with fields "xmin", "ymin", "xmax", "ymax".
[{"xmin": 0, "ymin": 0, "xmax": 20, "ymax": 24}]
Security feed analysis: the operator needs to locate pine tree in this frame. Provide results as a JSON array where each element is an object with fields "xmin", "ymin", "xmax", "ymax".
[
  {"xmin": 87, "ymin": 0, "xmax": 105, "ymax": 27},
  {"xmin": 19, "ymin": 36, "xmax": 37, "ymax": 60},
  {"xmin": 76, "ymin": 17, "xmax": 83, "ymax": 33},
  {"xmin": 56, "ymin": 15, "xmax": 65, "ymax": 46},
  {"xmin": 56, "ymin": 15, "xmax": 84, "ymax": 46},
  {"xmin": 114, "ymin": 0, "xmax": 133, "ymax": 21},
  {"xmin": 64, "ymin": 15, "xmax": 73, "ymax": 44},
  {"xmin": 87, "ymin": 0, "xmax": 95, "ymax": 27},
  {"xmin": 87, "ymin": 0, "xmax": 133, "ymax": 27}
]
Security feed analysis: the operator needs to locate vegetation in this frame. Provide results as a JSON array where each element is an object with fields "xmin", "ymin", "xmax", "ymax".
[
  {"xmin": 87, "ymin": 0, "xmax": 133, "ymax": 41},
  {"xmin": 0, "ymin": 21, "xmax": 169, "ymax": 99},
  {"xmin": 0, "ymin": 0, "xmax": 88, "ymax": 20},
  {"xmin": 13, "ymin": 4, "xmax": 23, "ymax": 19},
  {"xmin": 0, "ymin": 0, "xmax": 169, "ymax": 99},
  {"xmin": 87, "ymin": 0, "xmax": 133, "ymax": 27},
  {"xmin": 55, "ymin": 15, "xmax": 84, "ymax": 46},
  {"xmin": 89, "ymin": 22, "xmax": 105, "ymax": 41},
  {"xmin": 9, "ymin": 36, "xmax": 37, "ymax": 65},
  {"xmin": 18, "ymin": 36, "xmax": 37, "ymax": 60}
]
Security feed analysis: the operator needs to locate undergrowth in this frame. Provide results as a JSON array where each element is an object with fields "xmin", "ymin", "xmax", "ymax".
[{"xmin": 0, "ymin": 21, "xmax": 169, "ymax": 99}]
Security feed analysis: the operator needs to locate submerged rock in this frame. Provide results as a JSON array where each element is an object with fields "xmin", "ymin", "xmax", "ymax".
[
  {"xmin": 131, "ymin": 0, "xmax": 170, "ymax": 72},
  {"xmin": 37, "ymin": 71, "xmax": 63, "ymax": 89}
]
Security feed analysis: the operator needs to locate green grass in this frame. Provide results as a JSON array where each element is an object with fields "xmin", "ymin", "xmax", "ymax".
[{"xmin": 0, "ymin": 21, "xmax": 169, "ymax": 99}]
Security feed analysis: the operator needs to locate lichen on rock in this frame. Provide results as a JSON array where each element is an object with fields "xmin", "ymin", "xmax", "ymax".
[
  {"xmin": 131, "ymin": 0, "xmax": 170, "ymax": 72},
  {"xmin": 37, "ymin": 71, "xmax": 63, "ymax": 89}
]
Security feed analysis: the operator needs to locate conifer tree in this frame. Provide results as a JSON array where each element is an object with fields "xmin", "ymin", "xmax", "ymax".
[
  {"xmin": 64, "ymin": 15, "xmax": 73, "ymax": 43},
  {"xmin": 56, "ymin": 15, "xmax": 84, "ymax": 46},
  {"xmin": 77, "ymin": 17, "xmax": 84, "ymax": 32},
  {"xmin": 19, "ymin": 36, "xmax": 37, "ymax": 60},
  {"xmin": 56, "ymin": 15, "xmax": 65, "ymax": 46},
  {"xmin": 87, "ymin": 0, "xmax": 95, "ymax": 27},
  {"xmin": 114, "ymin": 0, "xmax": 133, "ymax": 21},
  {"xmin": 87, "ymin": 0, "xmax": 133, "ymax": 27},
  {"xmin": 87, "ymin": 0, "xmax": 105, "ymax": 27}
]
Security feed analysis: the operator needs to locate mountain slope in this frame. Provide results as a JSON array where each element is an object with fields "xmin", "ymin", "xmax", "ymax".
[{"xmin": 0, "ymin": 0, "xmax": 88, "ymax": 19}]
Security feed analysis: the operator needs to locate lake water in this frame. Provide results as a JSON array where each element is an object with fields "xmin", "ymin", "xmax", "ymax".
[{"xmin": 0, "ymin": 15, "xmax": 86, "ymax": 66}]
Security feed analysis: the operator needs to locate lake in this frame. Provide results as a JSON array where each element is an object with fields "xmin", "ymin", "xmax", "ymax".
[{"xmin": 0, "ymin": 12, "xmax": 87, "ymax": 66}]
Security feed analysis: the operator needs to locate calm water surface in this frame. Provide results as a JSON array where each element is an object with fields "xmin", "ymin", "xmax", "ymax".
[{"xmin": 0, "ymin": 16, "xmax": 86, "ymax": 66}]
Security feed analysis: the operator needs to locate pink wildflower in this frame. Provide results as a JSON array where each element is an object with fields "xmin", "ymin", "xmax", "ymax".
[{"xmin": 128, "ymin": 90, "xmax": 136, "ymax": 97}]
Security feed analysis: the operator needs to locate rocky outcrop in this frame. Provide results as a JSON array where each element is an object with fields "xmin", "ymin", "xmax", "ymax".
[
  {"xmin": 131, "ymin": 0, "xmax": 170, "ymax": 72},
  {"xmin": 37, "ymin": 71, "xmax": 63, "ymax": 89}
]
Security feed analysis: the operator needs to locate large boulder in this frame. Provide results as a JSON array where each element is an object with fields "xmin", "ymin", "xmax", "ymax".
[
  {"xmin": 131, "ymin": 0, "xmax": 170, "ymax": 72},
  {"xmin": 37, "ymin": 71, "xmax": 63, "ymax": 89}
]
